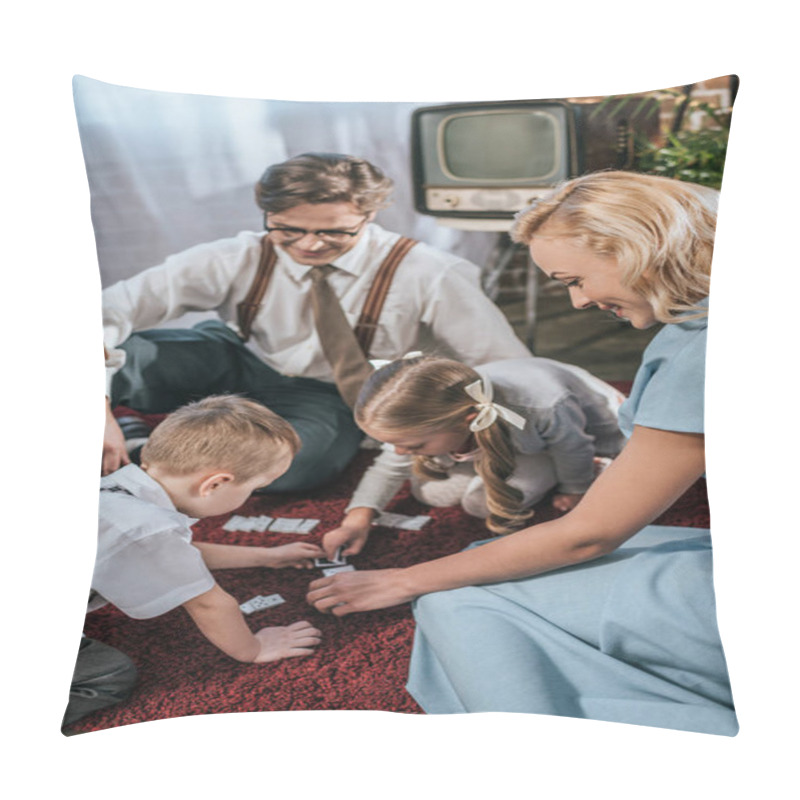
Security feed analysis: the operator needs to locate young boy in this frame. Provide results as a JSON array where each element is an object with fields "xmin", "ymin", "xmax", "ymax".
[{"xmin": 89, "ymin": 395, "xmax": 324, "ymax": 664}]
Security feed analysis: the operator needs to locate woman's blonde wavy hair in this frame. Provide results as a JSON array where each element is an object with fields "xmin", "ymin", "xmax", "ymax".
[
  {"xmin": 355, "ymin": 356, "xmax": 533, "ymax": 535},
  {"xmin": 511, "ymin": 171, "xmax": 718, "ymax": 323}
]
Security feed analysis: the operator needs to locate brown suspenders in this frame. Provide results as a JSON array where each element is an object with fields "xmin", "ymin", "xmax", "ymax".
[
  {"xmin": 354, "ymin": 235, "xmax": 418, "ymax": 355},
  {"xmin": 236, "ymin": 237, "xmax": 279, "ymax": 343},
  {"xmin": 236, "ymin": 235, "xmax": 418, "ymax": 354}
]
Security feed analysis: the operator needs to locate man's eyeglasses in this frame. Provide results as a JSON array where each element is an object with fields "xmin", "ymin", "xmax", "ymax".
[{"xmin": 264, "ymin": 215, "xmax": 368, "ymax": 244}]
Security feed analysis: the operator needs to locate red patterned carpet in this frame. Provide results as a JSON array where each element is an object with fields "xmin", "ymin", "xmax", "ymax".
[{"xmin": 69, "ymin": 390, "xmax": 711, "ymax": 734}]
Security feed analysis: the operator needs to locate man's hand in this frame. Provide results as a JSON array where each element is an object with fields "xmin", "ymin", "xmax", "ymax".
[
  {"xmin": 102, "ymin": 400, "xmax": 130, "ymax": 476},
  {"xmin": 321, "ymin": 507, "xmax": 375, "ymax": 559},
  {"xmin": 306, "ymin": 569, "xmax": 413, "ymax": 616}
]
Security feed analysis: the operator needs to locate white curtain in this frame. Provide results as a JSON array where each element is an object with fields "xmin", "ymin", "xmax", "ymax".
[{"xmin": 73, "ymin": 76, "xmax": 498, "ymax": 289}]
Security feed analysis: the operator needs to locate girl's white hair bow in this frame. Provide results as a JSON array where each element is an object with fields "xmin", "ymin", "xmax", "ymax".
[{"xmin": 464, "ymin": 377, "xmax": 526, "ymax": 433}]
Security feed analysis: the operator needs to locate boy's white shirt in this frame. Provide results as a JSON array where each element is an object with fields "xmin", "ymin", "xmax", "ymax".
[{"xmin": 91, "ymin": 464, "xmax": 215, "ymax": 620}]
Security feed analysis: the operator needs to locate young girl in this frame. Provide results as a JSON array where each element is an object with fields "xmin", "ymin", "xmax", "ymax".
[
  {"xmin": 321, "ymin": 354, "xmax": 625, "ymax": 558},
  {"xmin": 307, "ymin": 171, "xmax": 738, "ymax": 736}
]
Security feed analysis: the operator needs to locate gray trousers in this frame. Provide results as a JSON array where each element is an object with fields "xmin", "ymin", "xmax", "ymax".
[
  {"xmin": 62, "ymin": 638, "xmax": 138, "ymax": 733},
  {"xmin": 110, "ymin": 320, "xmax": 364, "ymax": 492}
]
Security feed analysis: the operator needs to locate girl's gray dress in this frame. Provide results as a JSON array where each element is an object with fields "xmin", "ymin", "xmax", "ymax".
[{"xmin": 405, "ymin": 300, "xmax": 738, "ymax": 735}]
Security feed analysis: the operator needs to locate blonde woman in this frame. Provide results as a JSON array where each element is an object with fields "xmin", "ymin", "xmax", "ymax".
[
  {"xmin": 321, "ymin": 354, "xmax": 624, "ymax": 559},
  {"xmin": 308, "ymin": 171, "xmax": 738, "ymax": 735}
]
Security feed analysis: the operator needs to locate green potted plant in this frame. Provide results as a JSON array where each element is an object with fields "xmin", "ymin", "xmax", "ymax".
[
  {"xmin": 634, "ymin": 87, "xmax": 731, "ymax": 189},
  {"xmin": 593, "ymin": 82, "xmax": 733, "ymax": 189}
]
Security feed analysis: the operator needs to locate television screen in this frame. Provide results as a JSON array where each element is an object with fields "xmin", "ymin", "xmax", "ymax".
[
  {"xmin": 411, "ymin": 101, "xmax": 576, "ymax": 221},
  {"xmin": 441, "ymin": 110, "xmax": 562, "ymax": 183}
]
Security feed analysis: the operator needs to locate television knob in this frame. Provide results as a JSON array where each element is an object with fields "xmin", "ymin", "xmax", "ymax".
[{"xmin": 443, "ymin": 195, "xmax": 459, "ymax": 207}]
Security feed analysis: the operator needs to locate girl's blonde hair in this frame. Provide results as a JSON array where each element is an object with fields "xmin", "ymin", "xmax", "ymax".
[
  {"xmin": 511, "ymin": 171, "xmax": 718, "ymax": 323},
  {"xmin": 355, "ymin": 356, "xmax": 533, "ymax": 535},
  {"xmin": 140, "ymin": 395, "xmax": 300, "ymax": 482}
]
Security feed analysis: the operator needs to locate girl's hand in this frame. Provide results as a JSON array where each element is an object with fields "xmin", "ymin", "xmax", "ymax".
[
  {"xmin": 306, "ymin": 569, "xmax": 413, "ymax": 615},
  {"xmin": 321, "ymin": 507, "xmax": 376, "ymax": 559},
  {"xmin": 263, "ymin": 542, "xmax": 325, "ymax": 569},
  {"xmin": 552, "ymin": 492, "xmax": 584, "ymax": 512}
]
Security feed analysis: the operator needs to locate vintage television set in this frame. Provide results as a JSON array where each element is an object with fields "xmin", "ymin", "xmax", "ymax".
[{"xmin": 411, "ymin": 98, "xmax": 660, "ymax": 229}]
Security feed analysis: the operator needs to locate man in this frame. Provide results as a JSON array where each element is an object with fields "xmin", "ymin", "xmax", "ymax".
[{"xmin": 102, "ymin": 153, "xmax": 531, "ymax": 491}]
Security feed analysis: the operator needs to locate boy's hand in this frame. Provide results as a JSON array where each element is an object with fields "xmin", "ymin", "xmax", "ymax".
[
  {"xmin": 252, "ymin": 621, "xmax": 322, "ymax": 663},
  {"xmin": 262, "ymin": 542, "xmax": 325, "ymax": 569},
  {"xmin": 322, "ymin": 507, "xmax": 375, "ymax": 559}
]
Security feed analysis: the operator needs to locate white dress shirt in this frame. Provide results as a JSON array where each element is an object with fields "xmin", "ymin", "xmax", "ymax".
[{"xmin": 102, "ymin": 223, "xmax": 531, "ymax": 391}]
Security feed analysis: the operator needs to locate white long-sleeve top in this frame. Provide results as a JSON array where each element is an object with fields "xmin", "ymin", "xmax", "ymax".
[
  {"xmin": 102, "ymin": 223, "xmax": 531, "ymax": 393},
  {"xmin": 347, "ymin": 357, "xmax": 626, "ymax": 513}
]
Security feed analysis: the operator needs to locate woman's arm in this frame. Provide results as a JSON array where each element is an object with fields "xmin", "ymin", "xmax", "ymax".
[{"xmin": 307, "ymin": 425, "xmax": 705, "ymax": 614}]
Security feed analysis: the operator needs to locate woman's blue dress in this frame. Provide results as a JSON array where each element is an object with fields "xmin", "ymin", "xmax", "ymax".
[{"xmin": 405, "ymin": 300, "xmax": 738, "ymax": 735}]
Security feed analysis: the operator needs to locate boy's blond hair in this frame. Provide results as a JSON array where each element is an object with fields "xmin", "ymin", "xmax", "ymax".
[{"xmin": 140, "ymin": 395, "xmax": 300, "ymax": 482}]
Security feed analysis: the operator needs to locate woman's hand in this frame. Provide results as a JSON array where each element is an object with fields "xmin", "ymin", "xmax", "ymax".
[
  {"xmin": 321, "ymin": 507, "xmax": 376, "ymax": 559},
  {"xmin": 102, "ymin": 399, "xmax": 130, "ymax": 476},
  {"xmin": 306, "ymin": 569, "xmax": 414, "ymax": 615}
]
